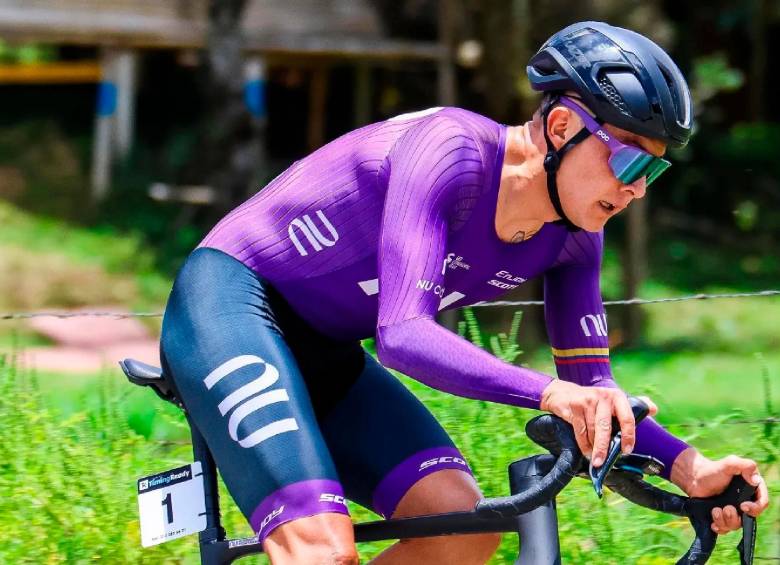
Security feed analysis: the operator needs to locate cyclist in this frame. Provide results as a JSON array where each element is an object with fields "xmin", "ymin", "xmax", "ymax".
[{"xmin": 160, "ymin": 21, "xmax": 768, "ymax": 564}]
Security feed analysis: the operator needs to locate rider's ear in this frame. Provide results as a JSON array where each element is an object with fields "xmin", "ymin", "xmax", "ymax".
[{"xmin": 546, "ymin": 106, "xmax": 571, "ymax": 150}]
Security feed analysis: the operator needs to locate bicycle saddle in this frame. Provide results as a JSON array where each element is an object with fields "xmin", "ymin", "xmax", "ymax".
[{"xmin": 119, "ymin": 358, "xmax": 181, "ymax": 407}]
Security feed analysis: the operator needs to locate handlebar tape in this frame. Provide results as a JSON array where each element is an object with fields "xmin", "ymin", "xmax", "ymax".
[{"xmin": 678, "ymin": 476, "xmax": 757, "ymax": 565}]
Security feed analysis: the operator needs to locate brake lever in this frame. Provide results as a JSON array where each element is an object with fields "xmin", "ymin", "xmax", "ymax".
[
  {"xmin": 589, "ymin": 432, "xmax": 623, "ymax": 497},
  {"xmin": 589, "ymin": 396, "xmax": 650, "ymax": 498}
]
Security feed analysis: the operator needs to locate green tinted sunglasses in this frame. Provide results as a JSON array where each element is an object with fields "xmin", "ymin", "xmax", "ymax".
[{"xmin": 559, "ymin": 96, "xmax": 671, "ymax": 186}]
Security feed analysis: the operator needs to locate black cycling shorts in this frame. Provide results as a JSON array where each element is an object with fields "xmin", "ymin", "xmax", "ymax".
[{"xmin": 160, "ymin": 247, "xmax": 472, "ymax": 543}]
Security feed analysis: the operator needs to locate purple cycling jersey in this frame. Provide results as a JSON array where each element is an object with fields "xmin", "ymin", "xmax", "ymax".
[{"xmin": 201, "ymin": 107, "xmax": 690, "ymax": 477}]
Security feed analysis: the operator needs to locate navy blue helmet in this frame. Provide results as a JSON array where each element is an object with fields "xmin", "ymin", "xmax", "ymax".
[{"xmin": 528, "ymin": 21, "xmax": 694, "ymax": 147}]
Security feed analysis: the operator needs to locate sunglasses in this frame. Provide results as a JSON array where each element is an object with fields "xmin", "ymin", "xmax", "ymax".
[{"xmin": 558, "ymin": 96, "xmax": 671, "ymax": 186}]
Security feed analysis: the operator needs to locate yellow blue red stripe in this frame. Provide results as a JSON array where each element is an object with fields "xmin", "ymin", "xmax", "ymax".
[{"xmin": 552, "ymin": 347, "xmax": 610, "ymax": 365}]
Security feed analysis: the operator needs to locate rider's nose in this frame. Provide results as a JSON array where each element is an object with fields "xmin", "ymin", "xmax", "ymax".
[{"xmin": 622, "ymin": 177, "xmax": 647, "ymax": 199}]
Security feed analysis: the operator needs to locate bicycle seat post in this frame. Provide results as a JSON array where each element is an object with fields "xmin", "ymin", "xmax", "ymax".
[
  {"xmin": 188, "ymin": 416, "xmax": 227, "ymax": 548},
  {"xmin": 509, "ymin": 454, "xmax": 561, "ymax": 565}
]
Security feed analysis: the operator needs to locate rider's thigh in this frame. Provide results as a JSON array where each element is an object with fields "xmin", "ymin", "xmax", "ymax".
[
  {"xmin": 263, "ymin": 512, "xmax": 358, "ymax": 565},
  {"xmin": 391, "ymin": 469, "xmax": 501, "ymax": 564},
  {"xmin": 319, "ymin": 353, "xmax": 472, "ymax": 519},
  {"xmin": 160, "ymin": 248, "xmax": 350, "ymax": 544}
]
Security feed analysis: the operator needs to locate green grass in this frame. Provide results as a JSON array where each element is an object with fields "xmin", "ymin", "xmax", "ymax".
[
  {"xmin": 0, "ymin": 200, "xmax": 171, "ymax": 313},
  {"xmin": 5, "ymin": 335, "xmax": 776, "ymax": 564}
]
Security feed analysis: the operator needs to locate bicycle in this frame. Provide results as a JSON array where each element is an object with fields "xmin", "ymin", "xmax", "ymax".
[{"xmin": 121, "ymin": 357, "xmax": 758, "ymax": 564}]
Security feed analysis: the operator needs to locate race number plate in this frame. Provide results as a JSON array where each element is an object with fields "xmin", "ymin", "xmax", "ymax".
[{"xmin": 137, "ymin": 462, "xmax": 207, "ymax": 547}]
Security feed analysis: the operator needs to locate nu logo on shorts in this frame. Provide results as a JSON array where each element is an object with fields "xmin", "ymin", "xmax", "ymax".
[
  {"xmin": 204, "ymin": 355, "xmax": 299, "ymax": 448},
  {"xmin": 288, "ymin": 210, "xmax": 339, "ymax": 256}
]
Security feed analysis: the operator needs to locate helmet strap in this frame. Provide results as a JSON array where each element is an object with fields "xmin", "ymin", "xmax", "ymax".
[{"xmin": 541, "ymin": 96, "xmax": 591, "ymax": 232}]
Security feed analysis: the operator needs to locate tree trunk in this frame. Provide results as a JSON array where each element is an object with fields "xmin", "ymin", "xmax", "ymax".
[{"xmin": 180, "ymin": 0, "xmax": 261, "ymax": 215}]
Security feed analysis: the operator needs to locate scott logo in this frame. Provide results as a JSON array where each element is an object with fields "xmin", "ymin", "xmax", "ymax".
[
  {"xmin": 258, "ymin": 505, "xmax": 285, "ymax": 533},
  {"xmin": 204, "ymin": 355, "xmax": 299, "ymax": 448},
  {"xmin": 596, "ymin": 129, "xmax": 610, "ymax": 142},
  {"xmin": 419, "ymin": 456, "xmax": 468, "ymax": 471},
  {"xmin": 580, "ymin": 313, "xmax": 608, "ymax": 337},
  {"xmin": 320, "ymin": 493, "xmax": 347, "ymax": 505},
  {"xmin": 288, "ymin": 210, "xmax": 339, "ymax": 256}
]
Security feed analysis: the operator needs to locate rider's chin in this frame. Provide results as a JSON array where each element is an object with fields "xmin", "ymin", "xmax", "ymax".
[{"xmin": 576, "ymin": 213, "xmax": 603, "ymax": 233}]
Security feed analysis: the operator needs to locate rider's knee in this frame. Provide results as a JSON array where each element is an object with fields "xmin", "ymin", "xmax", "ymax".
[
  {"xmin": 307, "ymin": 538, "xmax": 359, "ymax": 565},
  {"xmin": 269, "ymin": 542, "xmax": 359, "ymax": 565},
  {"xmin": 263, "ymin": 513, "xmax": 357, "ymax": 565},
  {"xmin": 326, "ymin": 547, "xmax": 360, "ymax": 565}
]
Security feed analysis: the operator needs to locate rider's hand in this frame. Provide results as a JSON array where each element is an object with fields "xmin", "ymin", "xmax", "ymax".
[
  {"xmin": 539, "ymin": 379, "xmax": 657, "ymax": 466},
  {"xmin": 671, "ymin": 448, "xmax": 769, "ymax": 534}
]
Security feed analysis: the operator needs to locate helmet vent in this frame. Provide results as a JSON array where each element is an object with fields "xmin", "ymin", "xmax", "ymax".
[
  {"xmin": 659, "ymin": 65, "xmax": 683, "ymax": 120},
  {"xmin": 598, "ymin": 76, "xmax": 630, "ymax": 114}
]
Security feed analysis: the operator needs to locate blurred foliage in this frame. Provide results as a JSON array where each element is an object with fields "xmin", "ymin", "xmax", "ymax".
[
  {"xmin": 459, "ymin": 308, "xmax": 524, "ymax": 363},
  {"xmin": 0, "ymin": 2, "xmax": 777, "ymax": 290},
  {"xmin": 0, "ymin": 200, "xmax": 171, "ymax": 312},
  {"xmin": 0, "ymin": 41, "xmax": 56, "ymax": 64},
  {"xmin": 0, "ymin": 4, "xmax": 775, "ymax": 338},
  {"xmin": 692, "ymin": 52, "xmax": 745, "ymax": 103}
]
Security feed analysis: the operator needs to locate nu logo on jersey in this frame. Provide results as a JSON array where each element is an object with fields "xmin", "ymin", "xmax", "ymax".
[
  {"xmin": 203, "ymin": 355, "xmax": 299, "ymax": 448},
  {"xmin": 288, "ymin": 210, "xmax": 339, "ymax": 256},
  {"xmin": 416, "ymin": 279, "xmax": 445, "ymax": 297},
  {"xmin": 580, "ymin": 313, "xmax": 608, "ymax": 337},
  {"xmin": 356, "ymin": 277, "xmax": 465, "ymax": 310}
]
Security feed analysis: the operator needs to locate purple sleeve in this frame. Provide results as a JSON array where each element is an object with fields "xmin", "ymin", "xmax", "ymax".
[
  {"xmin": 375, "ymin": 115, "xmax": 552, "ymax": 409},
  {"xmin": 543, "ymin": 230, "xmax": 690, "ymax": 479}
]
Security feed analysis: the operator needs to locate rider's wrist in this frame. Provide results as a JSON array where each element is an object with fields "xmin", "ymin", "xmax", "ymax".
[
  {"xmin": 540, "ymin": 378, "xmax": 561, "ymax": 412},
  {"xmin": 670, "ymin": 447, "xmax": 702, "ymax": 491}
]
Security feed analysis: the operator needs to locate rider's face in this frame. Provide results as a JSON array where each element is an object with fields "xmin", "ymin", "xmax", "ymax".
[{"xmin": 548, "ymin": 105, "xmax": 667, "ymax": 232}]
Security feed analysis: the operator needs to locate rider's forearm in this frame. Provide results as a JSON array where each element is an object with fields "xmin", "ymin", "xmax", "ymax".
[
  {"xmin": 376, "ymin": 317, "xmax": 552, "ymax": 409},
  {"xmin": 633, "ymin": 417, "xmax": 691, "ymax": 480}
]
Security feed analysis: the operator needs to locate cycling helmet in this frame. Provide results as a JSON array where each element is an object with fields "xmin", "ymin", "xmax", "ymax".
[
  {"xmin": 528, "ymin": 21, "xmax": 693, "ymax": 148},
  {"xmin": 525, "ymin": 21, "xmax": 693, "ymax": 231}
]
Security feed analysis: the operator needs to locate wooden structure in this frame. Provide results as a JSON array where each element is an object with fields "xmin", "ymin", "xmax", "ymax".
[
  {"xmin": 0, "ymin": 0, "xmax": 451, "ymax": 199},
  {"xmin": 0, "ymin": 1, "xmax": 444, "ymax": 61}
]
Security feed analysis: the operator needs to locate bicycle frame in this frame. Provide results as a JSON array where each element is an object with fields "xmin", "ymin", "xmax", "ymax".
[
  {"xmin": 187, "ymin": 412, "xmax": 563, "ymax": 565},
  {"xmin": 120, "ymin": 357, "xmax": 757, "ymax": 565}
]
